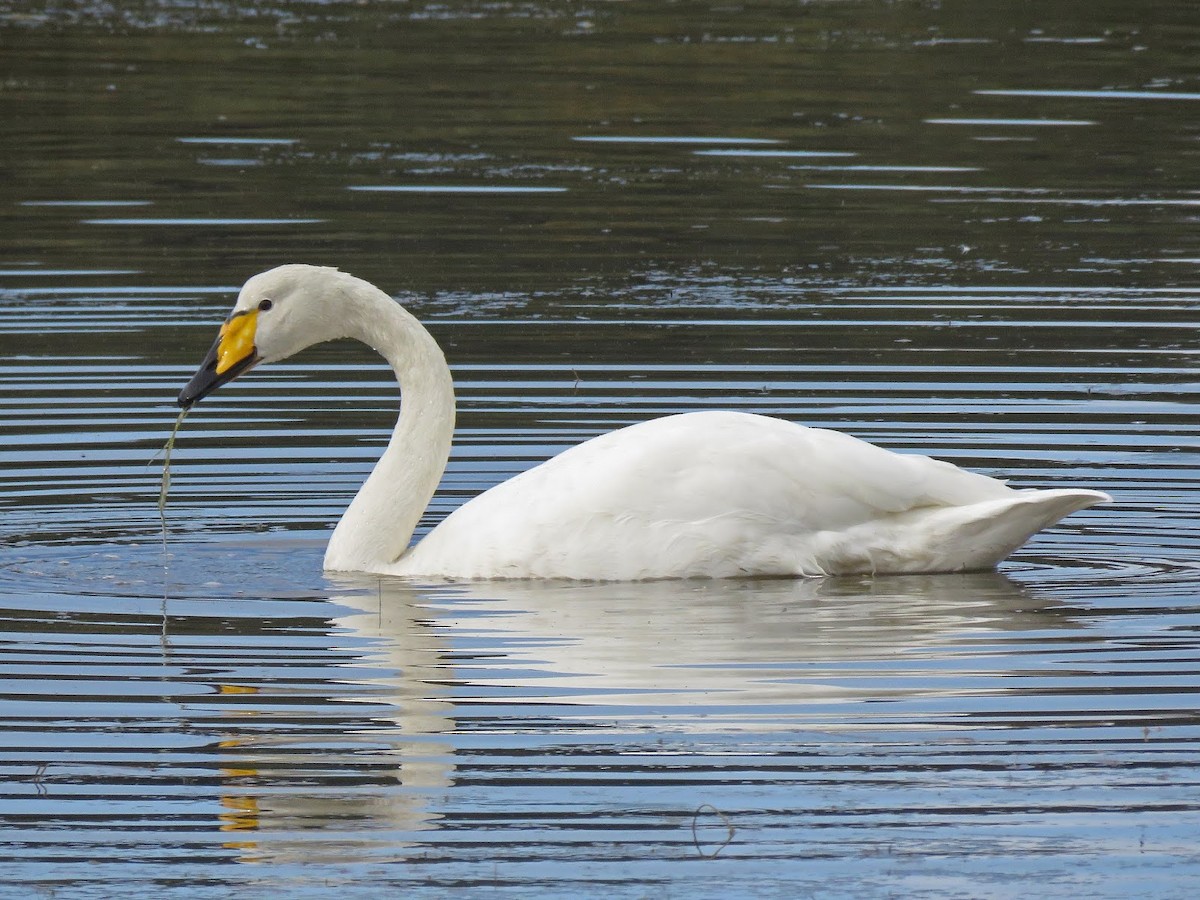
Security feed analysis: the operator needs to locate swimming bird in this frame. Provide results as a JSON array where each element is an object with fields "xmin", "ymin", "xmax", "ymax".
[{"xmin": 178, "ymin": 264, "xmax": 1110, "ymax": 580}]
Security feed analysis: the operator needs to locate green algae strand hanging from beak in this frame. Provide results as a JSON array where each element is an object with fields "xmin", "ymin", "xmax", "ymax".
[{"xmin": 158, "ymin": 406, "xmax": 189, "ymax": 523}]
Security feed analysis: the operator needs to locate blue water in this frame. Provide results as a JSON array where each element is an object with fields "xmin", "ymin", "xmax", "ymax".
[{"xmin": 2, "ymin": 1, "xmax": 1199, "ymax": 896}]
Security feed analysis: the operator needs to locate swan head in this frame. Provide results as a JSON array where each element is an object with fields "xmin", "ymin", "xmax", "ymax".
[{"xmin": 178, "ymin": 264, "xmax": 353, "ymax": 408}]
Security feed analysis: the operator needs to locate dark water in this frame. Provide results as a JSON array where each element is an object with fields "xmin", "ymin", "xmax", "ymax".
[{"xmin": 2, "ymin": 1, "xmax": 1199, "ymax": 896}]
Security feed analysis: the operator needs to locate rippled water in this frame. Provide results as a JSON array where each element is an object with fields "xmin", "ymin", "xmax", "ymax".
[{"xmin": 2, "ymin": 1, "xmax": 1199, "ymax": 896}]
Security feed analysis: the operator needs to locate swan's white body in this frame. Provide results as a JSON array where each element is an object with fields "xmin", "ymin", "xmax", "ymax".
[
  {"xmin": 394, "ymin": 412, "xmax": 1104, "ymax": 579},
  {"xmin": 181, "ymin": 265, "xmax": 1109, "ymax": 580}
]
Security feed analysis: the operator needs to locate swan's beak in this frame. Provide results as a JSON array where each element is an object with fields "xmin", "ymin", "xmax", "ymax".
[{"xmin": 177, "ymin": 309, "xmax": 261, "ymax": 408}]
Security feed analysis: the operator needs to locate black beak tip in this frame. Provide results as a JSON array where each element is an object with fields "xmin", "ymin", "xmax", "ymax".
[
  {"xmin": 176, "ymin": 349, "xmax": 259, "ymax": 410},
  {"xmin": 177, "ymin": 354, "xmax": 220, "ymax": 409}
]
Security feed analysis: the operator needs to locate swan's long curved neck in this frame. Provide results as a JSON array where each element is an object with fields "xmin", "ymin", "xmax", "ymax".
[{"xmin": 323, "ymin": 282, "xmax": 455, "ymax": 572}]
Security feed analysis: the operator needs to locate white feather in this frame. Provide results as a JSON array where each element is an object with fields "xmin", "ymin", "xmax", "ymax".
[{"xmin": 403, "ymin": 411, "xmax": 1105, "ymax": 578}]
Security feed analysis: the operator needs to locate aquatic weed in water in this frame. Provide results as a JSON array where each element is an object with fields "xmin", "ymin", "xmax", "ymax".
[{"xmin": 157, "ymin": 407, "xmax": 189, "ymax": 549}]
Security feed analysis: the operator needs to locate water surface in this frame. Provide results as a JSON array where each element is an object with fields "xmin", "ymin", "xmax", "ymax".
[{"xmin": 2, "ymin": 1, "xmax": 1199, "ymax": 896}]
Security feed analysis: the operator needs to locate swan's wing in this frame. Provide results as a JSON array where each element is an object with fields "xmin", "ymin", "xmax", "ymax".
[{"xmin": 398, "ymin": 411, "xmax": 1086, "ymax": 579}]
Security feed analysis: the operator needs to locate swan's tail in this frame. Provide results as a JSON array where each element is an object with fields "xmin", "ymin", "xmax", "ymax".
[
  {"xmin": 811, "ymin": 488, "xmax": 1112, "ymax": 575},
  {"xmin": 910, "ymin": 488, "xmax": 1111, "ymax": 573}
]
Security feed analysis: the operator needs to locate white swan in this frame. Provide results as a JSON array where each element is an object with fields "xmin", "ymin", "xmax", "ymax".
[{"xmin": 177, "ymin": 264, "xmax": 1110, "ymax": 580}]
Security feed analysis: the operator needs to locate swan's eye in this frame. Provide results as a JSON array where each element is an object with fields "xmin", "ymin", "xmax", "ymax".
[{"xmin": 258, "ymin": 298, "xmax": 273, "ymax": 312}]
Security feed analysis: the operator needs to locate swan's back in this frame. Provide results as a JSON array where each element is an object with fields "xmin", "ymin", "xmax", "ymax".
[{"xmin": 393, "ymin": 411, "xmax": 1107, "ymax": 580}]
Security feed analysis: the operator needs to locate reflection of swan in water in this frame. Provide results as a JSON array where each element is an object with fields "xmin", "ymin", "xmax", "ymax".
[
  {"xmin": 209, "ymin": 579, "xmax": 457, "ymax": 863},
  {"xmin": 332, "ymin": 570, "xmax": 1078, "ymax": 722},
  {"xmin": 177, "ymin": 264, "xmax": 1108, "ymax": 579},
  {"xmin": 212, "ymin": 570, "xmax": 1077, "ymax": 862}
]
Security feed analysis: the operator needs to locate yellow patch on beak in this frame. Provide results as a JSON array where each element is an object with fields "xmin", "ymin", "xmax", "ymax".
[{"xmin": 216, "ymin": 309, "xmax": 258, "ymax": 375}]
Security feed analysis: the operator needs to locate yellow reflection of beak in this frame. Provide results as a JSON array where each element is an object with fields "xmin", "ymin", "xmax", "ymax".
[{"xmin": 216, "ymin": 309, "xmax": 259, "ymax": 375}]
